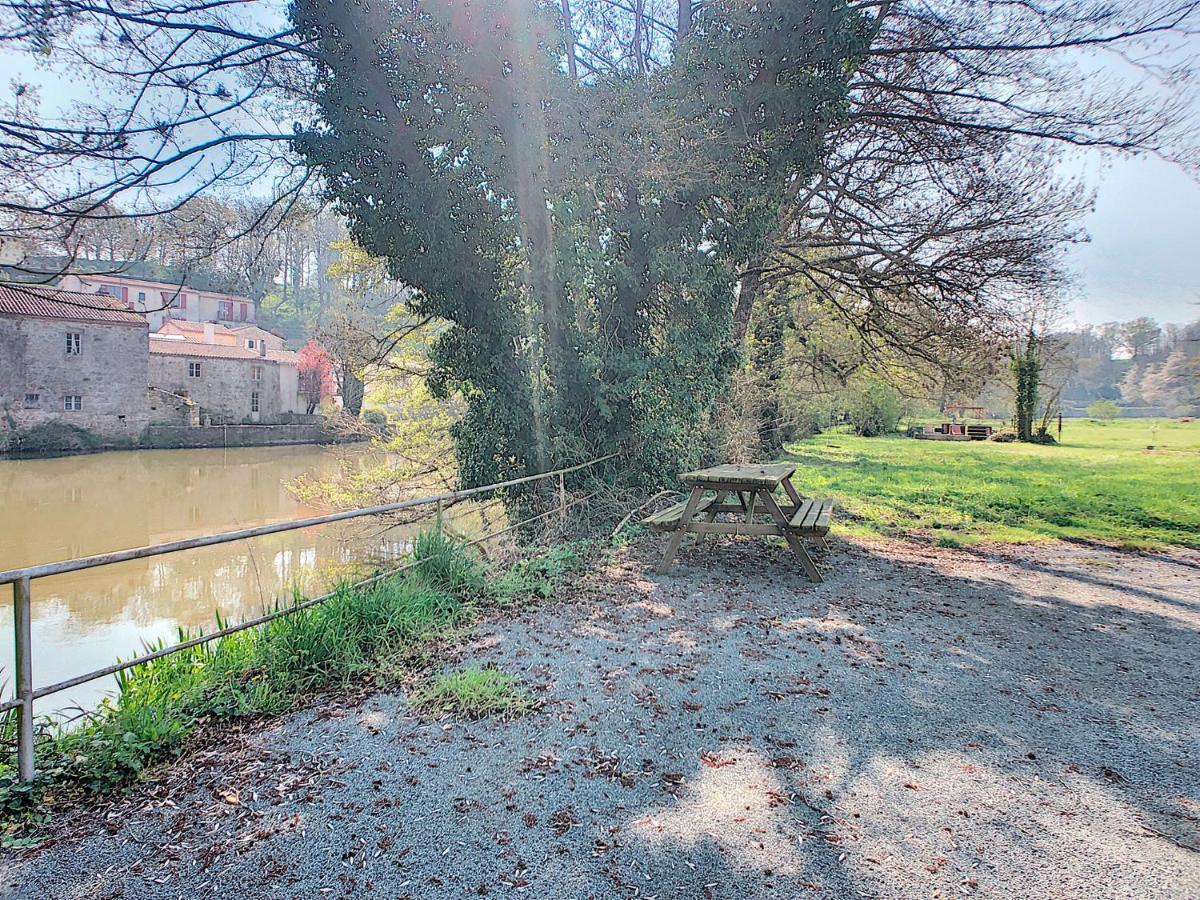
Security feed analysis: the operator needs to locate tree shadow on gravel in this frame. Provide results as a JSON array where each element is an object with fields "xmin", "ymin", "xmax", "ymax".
[{"xmin": 612, "ymin": 535, "xmax": 1199, "ymax": 895}]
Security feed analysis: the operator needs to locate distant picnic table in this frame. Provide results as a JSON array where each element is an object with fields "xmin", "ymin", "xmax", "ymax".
[{"xmin": 642, "ymin": 463, "xmax": 833, "ymax": 581}]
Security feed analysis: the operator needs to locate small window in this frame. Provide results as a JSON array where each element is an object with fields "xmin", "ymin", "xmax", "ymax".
[
  {"xmin": 64, "ymin": 395, "xmax": 82, "ymax": 411},
  {"xmin": 251, "ymin": 365, "xmax": 262, "ymax": 382},
  {"xmin": 251, "ymin": 391, "xmax": 260, "ymax": 413},
  {"xmin": 23, "ymin": 393, "xmax": 39, "ymax": 408},
  {"xmin": 246, "ymin": 339, "xmax": 256, "ymax": 349},
  {"xmin": 137, "ymin": 291, "xmax": 146, "ymax": 302},
  {"xmin": 66, "ymin": 332, "xmax": 81, "ymax": 355},
  {"xmin": 188, "ymin": 361, "xmax": 201, "ymax": 378}
]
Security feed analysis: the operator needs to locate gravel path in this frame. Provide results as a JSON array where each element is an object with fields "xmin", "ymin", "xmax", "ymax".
[{"xmin": 3, "ymin": 536, "xmax": 1198, "ymax": 899}]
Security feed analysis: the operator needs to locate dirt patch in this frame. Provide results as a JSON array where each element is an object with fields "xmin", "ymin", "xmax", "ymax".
[{"xmin": 3, "ymin": 536, "xmax": 1198, "ymax": 898}]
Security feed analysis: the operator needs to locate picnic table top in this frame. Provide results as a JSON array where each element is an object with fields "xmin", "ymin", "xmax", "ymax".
[{"xmin": 678, "ymin": 462, "xmax": 797, "ymax": 489}]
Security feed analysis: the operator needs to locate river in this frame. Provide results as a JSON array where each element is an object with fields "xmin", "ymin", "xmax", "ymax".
[{"xmin": 0, "ymin": 444, "xmax": 428, "ymax": 717}]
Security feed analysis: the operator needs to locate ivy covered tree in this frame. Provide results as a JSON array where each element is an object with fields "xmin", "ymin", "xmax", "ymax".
[
  {"xmin": 290, "ymin": 0, "xmax": 867, "ymax": 493},
  {"xmin": 1012, "ymin": 332, "xmax": 1042, "ymax": 443}
]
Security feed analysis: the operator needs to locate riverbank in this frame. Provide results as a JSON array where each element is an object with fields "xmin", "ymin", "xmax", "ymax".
[
  {"xmin": 0, "ymin": 531, "xmax": 581, "ymax": 849},
  {"xmin": 0, "ymin": 443, "xmax": 410, "ymax": 717},
  {"xmin": 0, "ymin": 421, "xmax": 363, "ymax": 459},
  {"xmin": 4, "ymin": 534, "xmax": 1196, "ymax": 897}
]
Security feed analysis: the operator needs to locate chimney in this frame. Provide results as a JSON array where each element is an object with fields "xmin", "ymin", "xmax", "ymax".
[{"xmin": 203, "ymin": 322, "xmax": 215, "ymax": 343}]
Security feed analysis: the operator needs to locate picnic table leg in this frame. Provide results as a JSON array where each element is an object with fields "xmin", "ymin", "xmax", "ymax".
[
  {"xmin": 656, "ymin": 487, "xmax": 705, "ymax": 574},
  {"xmin": 781, "ymin": 477, "xmax": 803, "ymax": 517},
  {"xmin": 697, "ymin": 490, "xmax": 728, "ymax": 543},
  {"xmin": 759, "ymin": 491, "xmax": 823, "ymax": 583}
]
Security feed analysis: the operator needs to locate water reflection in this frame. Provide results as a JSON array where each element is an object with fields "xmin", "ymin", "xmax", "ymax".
[{"xmin": 0, "ymin": 444, "xmax": 424, "ymax": 716}]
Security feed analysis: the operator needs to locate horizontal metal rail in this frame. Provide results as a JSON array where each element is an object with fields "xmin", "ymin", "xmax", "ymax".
[
  {"xmin": 0, "ymin": 453, "xmax": 617, "ymax": 585},
  {"xmin": 2, "ymin": 453, "xmax": 617, "ymax": 778}
]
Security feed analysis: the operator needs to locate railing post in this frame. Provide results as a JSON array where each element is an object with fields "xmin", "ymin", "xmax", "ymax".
[
  {"xmin": 558, "ymin": 473, "xmax": 566, "ymax": 527},
  {"xmin": 436, "ymin": 498, "xmax": 444, "ymax": 535},
  {"xmin": 13, "ymin": 576, "xmax": 34, "ymax": 783}
]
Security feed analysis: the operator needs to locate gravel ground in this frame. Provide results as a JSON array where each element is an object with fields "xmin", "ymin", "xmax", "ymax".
[{"xmin": 2, "ymin": 535, "xmax": 1198, "ymax": 899}]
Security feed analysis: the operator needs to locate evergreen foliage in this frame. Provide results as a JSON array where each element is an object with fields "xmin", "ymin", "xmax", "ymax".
[
  {"xmin": 1012, "ymin": 332, "xmax": 1042, "ymax": 442},
  {"xmin": 291, "ymin": 0, "xmax": 865, "ymax": 492}
]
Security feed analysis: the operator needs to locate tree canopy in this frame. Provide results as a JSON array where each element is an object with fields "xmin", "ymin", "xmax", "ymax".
[{"xmin": 291, "ymin": 0, "xmax": 867, "ymax": 490}]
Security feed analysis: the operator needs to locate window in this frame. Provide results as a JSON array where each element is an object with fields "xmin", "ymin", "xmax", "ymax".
[
  {"xmin": 250, "ymin": 391, "xmax": 260, "ymax": 413},
  {"xmin": 179, "ymin": 293, "xmax": 188, "ymax": 310},
  {"xmin": 188, "ymin": 361, "xmax": 202, "ymax": 378},
  {"xmin": 63, "ymin": 395, "xmax": 82, "ymax": 411},
  {"xmin": 137, "ymin": 291, "xmax": 146, "ymax": 302},
  {"xmin": 218, "ymin": 300, "xmax": 234, "ymax": 320},
  {"xmin": 23, "ymin": 393, "xmax": 39, "ymax": 408},
  {"xmin": 66, "ymin": 332, "xmax": 81, "ymax": 355},
  {"xmin": 239, "ymin": 303, "xmax": 248, "ymax": 322},
  {"xmin": 246, "ymin": 339, "xmax": 256, "ymax": 350},
  {"xmin": 251, "ymin": 365, "xmax": 262, "ymax": 382}
]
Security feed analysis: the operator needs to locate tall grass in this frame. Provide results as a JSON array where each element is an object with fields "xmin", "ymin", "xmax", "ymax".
[{"xmin": 0, "ymin": 530, "xmax": 574, "ymax": 824}]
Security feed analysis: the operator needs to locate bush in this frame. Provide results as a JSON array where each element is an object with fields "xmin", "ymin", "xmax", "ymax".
[
  {"xmin": 362, "ymin": 409, "xmax": 388, "ymax": 426},
  {"xmin": 844, "ymin": 378, "xmax": 902, "ymax": 437},
  {"xmin": 9, "ymin": 422, "xmax": 101, "ymax": 454},
  {"xmin": 1087, "ymin": 399, "xmax": 1120, "ymax": 421}
]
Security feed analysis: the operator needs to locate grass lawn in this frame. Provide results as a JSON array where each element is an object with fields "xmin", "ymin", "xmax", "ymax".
[{"xmin": 780, "ymin": 418, "xmax": 1200, "ymax": 550}]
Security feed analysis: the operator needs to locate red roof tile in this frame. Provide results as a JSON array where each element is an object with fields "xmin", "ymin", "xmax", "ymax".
[
  {"xmin": 150, "ymin": 338, "xmax": 266, "ymax": 360},
  {"xmin": 0, "ymin": 284, "xmax": 146, "ymax": 325},
  {"xmin": 149, "ymin": 337, "xmax": 297, "ymax": 364}
]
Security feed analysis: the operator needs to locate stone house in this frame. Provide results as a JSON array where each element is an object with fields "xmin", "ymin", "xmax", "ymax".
[
  {"xmin": 148, "ymin": 336, "xmax": 303, "ymax": 424},
  {"xmin": 0, "ymin": 285, "xmax": 149, "ymax": 442},
  {"xmin": 58, "ymin": 271, "xmax": 257, "ymax": 331}
]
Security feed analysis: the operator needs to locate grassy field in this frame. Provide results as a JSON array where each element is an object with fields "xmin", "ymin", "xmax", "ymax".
[{"xmin": 781, "ymin": 418, "xmax": 1200, "ymax": 550}]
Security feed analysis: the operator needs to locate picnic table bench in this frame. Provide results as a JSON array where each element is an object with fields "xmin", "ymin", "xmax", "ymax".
[{"xmin": 642, "ymin": 463, "xmax": 834, "ymax": 581}]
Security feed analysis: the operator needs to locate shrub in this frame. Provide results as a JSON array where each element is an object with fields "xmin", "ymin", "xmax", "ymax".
[
  {"xmin": 362, "ymin": 409, "xmax": 388, "ymax": 426},
  {"xmin": 844, "ymin": 378, "xmax": 902, "ymax": 437},
  {"xmin": 1087, "ymin": 399, "xmax": 1120, "ymax": 421},
  {"xmin": 10, "ymin": 422, "xmax": 101, "ymax": 454}
]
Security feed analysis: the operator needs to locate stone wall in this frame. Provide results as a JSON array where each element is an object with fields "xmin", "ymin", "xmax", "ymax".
[
  {"xmin": 0, "ymin": 313, "xmax": 149, "ymax": 442},
  {"xmin": 142, "ymin": 423, "xmax": 353, "ymax": 449},
  {"xmin": 148, "ymin": 353, "xmax": 283, "ymax": 424}
]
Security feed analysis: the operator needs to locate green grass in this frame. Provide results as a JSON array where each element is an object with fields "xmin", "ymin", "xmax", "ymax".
[
  {"xmin": 781, "ymin": 418, "xmax": 1200, "ymax": 550},
  {"xmin": 411, "ymin": 666, "xmax": 535, "ymax": 720},
  {"xmin": 0, "ymin": 532, "xmax": 583, "ymax": 846}
]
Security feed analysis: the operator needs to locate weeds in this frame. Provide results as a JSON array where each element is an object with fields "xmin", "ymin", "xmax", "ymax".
[
  {"xmin": 0, "ymin": 529, "xmax": 585, "ymax": 846},
  {"xmin": 411, "ymin": 666, "xmax": 534, "ymax": 720}
]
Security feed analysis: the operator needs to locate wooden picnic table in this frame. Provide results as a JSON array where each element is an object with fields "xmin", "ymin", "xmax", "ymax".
[{"xmin": 642, "ymin": 463, "xmax": 833, "ymax": 581}]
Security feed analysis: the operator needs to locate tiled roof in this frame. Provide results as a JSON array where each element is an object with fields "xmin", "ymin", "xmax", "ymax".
[
  {"xmin": 150, "ymin": 339, "xmax": 266, "ymax": 360},
  {"xmin": 159, "ymin": 320, "xmax": 285, "ymax": 342},
  {"xmin": 149, "ymin": 337, "xmax": 297, "ymax": 365},
  {"xmin": 0, "ymin": 284, "xmax": 146, "ymax": 325}
]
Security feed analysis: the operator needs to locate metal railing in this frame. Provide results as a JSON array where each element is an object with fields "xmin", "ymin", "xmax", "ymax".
[{"xmin": 0, "ymin": 453, "xmax": 618, "ymax": 782}]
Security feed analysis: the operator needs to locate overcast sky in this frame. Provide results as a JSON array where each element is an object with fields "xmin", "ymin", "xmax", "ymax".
[{"xmin": 1065, "ymin": 153, "xmax": 1199, "ymax": 327}]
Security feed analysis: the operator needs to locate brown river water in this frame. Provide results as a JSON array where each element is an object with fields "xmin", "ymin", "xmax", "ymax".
[{"xmin": 0, "ymin": 444, "xmax": 422, "ymax": 717}]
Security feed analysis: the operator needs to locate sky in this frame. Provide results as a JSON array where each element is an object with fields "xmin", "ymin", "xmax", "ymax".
[{"xmin": 1065, "ymin": 153, "xmax": 1200, "ymax": 326}]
